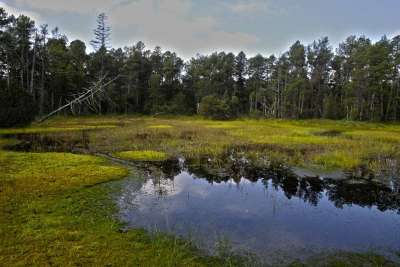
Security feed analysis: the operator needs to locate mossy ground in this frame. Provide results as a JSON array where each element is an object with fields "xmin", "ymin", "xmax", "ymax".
[
  {"xmin": 0, "ymin": 150, "xmax": 228, "ymax": 266},
  {"xmin": 1, "ymin": 115, "xmax": 399, "ymax": 266},
  {"xmin": 114, "ymin": 150, "xmax": 168, "ymax": 161},
  {"xmin": 30, "ymin": 115, "xmax": 400, "ymax": 175}
]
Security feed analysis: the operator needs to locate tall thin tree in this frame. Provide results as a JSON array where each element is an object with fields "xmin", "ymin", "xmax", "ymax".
[{"xmin": 90, "ymin": 13, "xmax": 111, "ymax": 113}]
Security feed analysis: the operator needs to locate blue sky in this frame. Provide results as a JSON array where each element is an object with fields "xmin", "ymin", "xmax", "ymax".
[{"xmin": 1, "ymin": 0, "xmax": 399, "ymax": 59}]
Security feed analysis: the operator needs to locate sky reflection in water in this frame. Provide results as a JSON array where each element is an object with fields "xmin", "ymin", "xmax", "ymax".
[{"xmin": 117, "ymin": 162, "xmax": 400, "ymax": 263}]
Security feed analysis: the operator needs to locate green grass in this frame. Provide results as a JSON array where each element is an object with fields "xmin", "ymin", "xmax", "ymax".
[
  {"xmin": 114, "ymin": 150, "xmax": 168, "ymax": 161},
  {"xmin": 0, "ymin": 149, "xmax": 227, "ymax": 266},
  {"xmin": 58, "ymin": 116, "xmax": 400, "ymax": 177},
  {"xmin": 5, "ymin": 115, "xmax": 400, "ymax": 175},
  {"xmin": 147, "ymin": 124, "xmax": 174, "ymax": 129},
  {"xmin": 312, "ymin": 150, "xmax": 362, "ymax": 170}
]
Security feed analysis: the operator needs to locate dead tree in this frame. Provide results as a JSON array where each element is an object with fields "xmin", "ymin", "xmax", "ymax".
[{"xmin": 37, "ymin": 75, "xmax": 119, "ymax": 123}]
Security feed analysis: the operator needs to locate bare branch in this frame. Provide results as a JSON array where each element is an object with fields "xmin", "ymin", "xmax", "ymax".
[{"xmin": 37, "ymin": 75, "xmax": 119, "ymax": 123}]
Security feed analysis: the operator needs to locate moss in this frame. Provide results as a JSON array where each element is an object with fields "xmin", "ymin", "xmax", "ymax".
[
  {"xmin": 113, "ymin": 150, "xmax": 168, "ymax": 161},
  {"xmin": 0, "ymin": 150, "xmax": 224, "ymax": 266},
  {"xmin": 0, "ymin": 125, "xmax": 116, "ymax": 135},
  {"xmin": 0, "ymin": 138, "xmax": 17, "ymax": 149},
  {"xmin": 32, "ymin": 115, "xmax": 399, "ymax": 174},
  {"xmin": 6, "ymin": 115, "xmax": 400, "ymax": 174},
  {"xmin": 148, "ymin": 124, "xmax": 173, "ymax": 129},
  {"xmin": 312, "ymin": 150, "xmax": 362, "ymax": 170}
]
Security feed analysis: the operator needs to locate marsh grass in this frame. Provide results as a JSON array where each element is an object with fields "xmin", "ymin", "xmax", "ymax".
[
  {"xmin": 1, "ymin": 115, "xmax": 399, "ymax": 266},
  {"xmin": 6, "ymin": 115, "xmax": 400, "ymax": 177},
  {"xmin": 148, "ymin": 124, "xmax": 174, "ymax": 129},
  {"xmin": 114, "ymin": 150, "xmax": 168, "ymax": 161},
  {"xmin": 0, "ymin": 149, "xmax": 227, "ymax": 266}
]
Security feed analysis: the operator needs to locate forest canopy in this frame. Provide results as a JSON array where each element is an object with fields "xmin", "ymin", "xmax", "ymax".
[{"xmin": 1, "ymin": 7, "xmax": 400, "ymax": 126}]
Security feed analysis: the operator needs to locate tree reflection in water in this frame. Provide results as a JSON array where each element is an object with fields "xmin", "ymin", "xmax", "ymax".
[{"xmin": 143, "ymin": 156, "xmax": 400, "ymax": 213}]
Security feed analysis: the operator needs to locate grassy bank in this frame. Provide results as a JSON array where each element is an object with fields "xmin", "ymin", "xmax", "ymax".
[
  {"xmin": 0, "ymin": 149, "xmax": 230, "ymax": 266},
  {"xmin": 1, "ymin": 115, "xmax": 399, "ymax": 266}
]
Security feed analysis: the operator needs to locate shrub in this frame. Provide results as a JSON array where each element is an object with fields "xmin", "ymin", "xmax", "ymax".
[{"xmin": 198, "ymin": 95, "xmax": 232, "ymax": 120}]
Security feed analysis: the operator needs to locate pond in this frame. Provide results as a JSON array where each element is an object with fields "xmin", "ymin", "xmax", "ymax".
[{"xmin": 117, "ymin": 158, "xmax": 400, "ymax": 265}]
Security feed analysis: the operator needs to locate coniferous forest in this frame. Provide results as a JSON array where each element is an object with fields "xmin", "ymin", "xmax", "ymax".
[{"xmin": 1, "ymin": 8, "xmax": 400, "ymax": 126}]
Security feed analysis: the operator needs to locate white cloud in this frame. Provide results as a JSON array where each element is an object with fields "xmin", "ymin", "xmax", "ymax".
[
  {"xmin": 109, "ymin": 0, "xmax": 258, "ymax": 58},
  {"xmin": 227, "ymin": 2, "xmax": 265, "ymax": 13},
  {"xmin": 10, "ymin": 0, "xmax": 126, "ymax": 14},
  {"xmin": 224, "ymin": 0, "xmax": 268, "ymax": 14},
  {"xmin": 3, "ymin": 0, "xmax": 259, "ymax": 58},
  {"xmin": 0, "ymin": 1, "xmax": 41, "ymax": 22},
  {"xmin": 391, "ymin": 31, "xmax": 400, "ymax": 38}
]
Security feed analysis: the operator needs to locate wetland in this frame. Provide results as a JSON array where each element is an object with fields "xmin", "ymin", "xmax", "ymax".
[{"xmin": 1, "ymin": 116, "xmax": 400, "ymax": 266}]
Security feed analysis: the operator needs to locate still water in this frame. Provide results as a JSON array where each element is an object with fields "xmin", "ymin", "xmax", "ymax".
[{"xmin": 117, "ymin": 159, "xmax": 400, "ymax": 264}]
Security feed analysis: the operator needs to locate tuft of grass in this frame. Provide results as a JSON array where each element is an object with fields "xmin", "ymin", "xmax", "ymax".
[
  {"xmin": 113, "ymin": 150, "xmax": 168, "ymax": 161},
  {"xmin": 312, "ymin": 150, "xmax": 362, "ymax": 170}
]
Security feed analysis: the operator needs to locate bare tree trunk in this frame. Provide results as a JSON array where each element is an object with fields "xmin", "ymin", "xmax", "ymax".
[
  {"xmin": 38, "ymin": 76, "xmax": 118, "ymax": 122},
  {"xmin": 249, "ymin": 95, "xmax": 252, "ymax": 113},
  {"xmin": 6, "ymin": 54, "xmax": 10, "ymax": 90},
  {"xmin": 26, "ymin": 47, "xmax": 30, "ymax": 92},
  {"xmin": 39, "ymin": 57, "xmax": 45, "ymax": 115},
  {"xmin": 51, "ymin": 91, "xmax": 54, "ymax": 110},
  {"xmin": 20, "ymin": 65, "xmax": 24, "ymax": 90},
  {"xmin": 380, "ymin": 85, "xmax": 384, "ymax": 121},
  {"xmin": 30, "ymin": 32, "xmax": 38, "ymax": 97},
  {"xmin": 125, "ymin": 82, "xmax": 131, "ymax": 114},
  {"xmin": 263, "ymin": 96, "xmax": 267, "ymax": 116},
  {"xmin": 385, "ymin": 84, "xmax": 394, "ymax": 121},
  {"xmin": 370, "ymin": 93, "xmax": 375, "ymax": 119}
]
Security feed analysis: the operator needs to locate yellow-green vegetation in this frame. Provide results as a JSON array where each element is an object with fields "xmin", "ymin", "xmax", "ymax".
[
  {"xmin": 0, "ymin": 147, "xmax": 226, "ymax": 266},
  {"xmin": 114, "ymin": 150, "xmax": 168, "ymax": 161},
  {"xmin": 1, "ymin": 115, "xmax": 399, "ymax": 266},
  {"xmin": 40, "ymin": 115, "xmax": 399, "ymax": 174},
  {"xmin": 6, "ymin": 115, "xmax": 399, "ymax": 173},
  {"xmin": 148, "ymin": 124, "xmax": 174, "ymax": 129}
]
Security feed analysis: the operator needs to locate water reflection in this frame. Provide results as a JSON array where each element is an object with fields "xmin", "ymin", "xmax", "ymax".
[
  {"xmin": 118, "ymin": 158, "xmax": 400, "ymax": 264},
  {"xmin": 186, "ymin": 158, "xmax": 400, "ymax": 213}
]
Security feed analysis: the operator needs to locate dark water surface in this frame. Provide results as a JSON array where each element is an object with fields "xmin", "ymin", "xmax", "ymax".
[{"xmin": 118, "ymin": 160, "xmax": 400, "ymax": 264}]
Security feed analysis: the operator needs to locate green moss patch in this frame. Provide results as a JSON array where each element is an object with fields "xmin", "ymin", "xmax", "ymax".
[
  {"xmin": 147, "ymin": 124, "xmax": 173, "ymax": 129},
  {"xmin": 113, "ymin": 150, "xmax": 168, "ymax": 161},
  {"xmin": 0, "ymin": 125, "xmax": 116, "ymax": 135},
  {"xmin": 0, "ymin": 150, "xmax": 224, "ymax": 266}
]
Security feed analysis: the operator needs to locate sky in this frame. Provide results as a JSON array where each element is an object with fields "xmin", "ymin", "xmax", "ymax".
[{"xmin": 1, "ymin": 0, "xmax": 399, "ymax": 59}]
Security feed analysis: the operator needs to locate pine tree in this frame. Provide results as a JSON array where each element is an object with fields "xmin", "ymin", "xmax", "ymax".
[
  {"xmin": 90, "ymin": 13, "xmax": 111, "ymax": 52},
  {"xmin": 234, "ymin": 51, "xmax": 248, "ymax": 113},
  {"xmin": 90, "ymin": 13, "xmax": 111, "ymax": 114}
]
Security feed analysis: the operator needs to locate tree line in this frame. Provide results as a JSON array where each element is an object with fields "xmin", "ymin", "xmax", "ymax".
[{"xmin": 1, "ymin": 8, "xmax": 400, "ymax": 126}]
